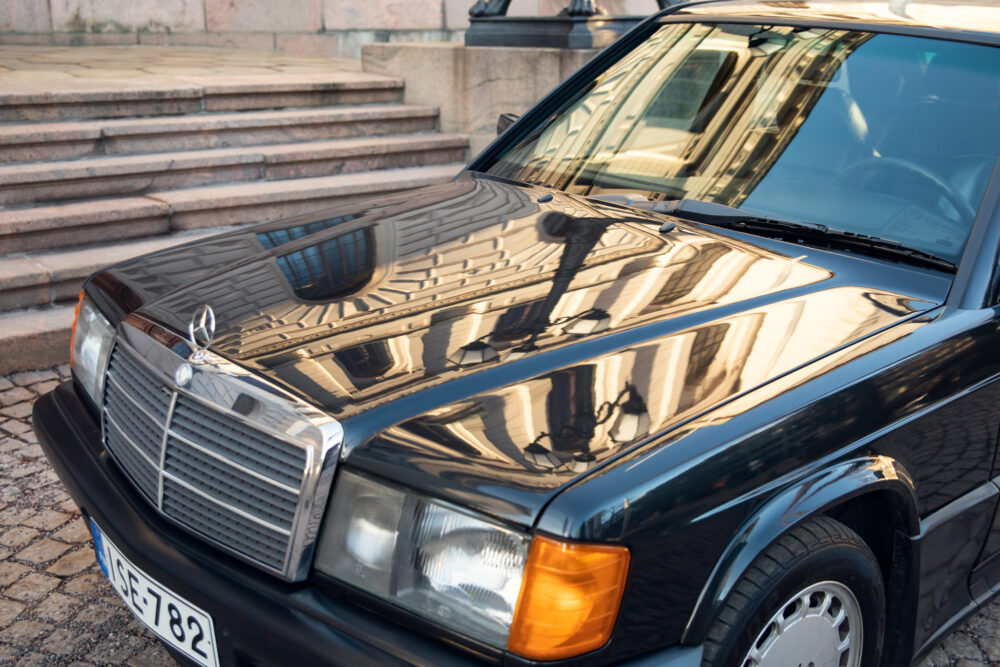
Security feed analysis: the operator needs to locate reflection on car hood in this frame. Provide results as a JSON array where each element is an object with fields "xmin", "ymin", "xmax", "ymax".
[{"xmin": 104, "ymin": 173, "xmax": 950, "ymax": 525}]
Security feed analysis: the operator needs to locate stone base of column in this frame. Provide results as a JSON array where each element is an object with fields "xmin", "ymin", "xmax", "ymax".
[
  {"xmin": 464, "ymin": 15, "xmax": 641, "ymax": 49},
  {"xmin": 362, "ymin": 42, "xmax": 602, "ymax": 155}
]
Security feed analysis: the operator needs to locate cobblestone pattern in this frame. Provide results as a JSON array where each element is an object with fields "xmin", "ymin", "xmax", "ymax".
[
  {"xmin": 0, "ymin": 366, "xmax": 173, "ymax": 666},
  {"xmin": 2, "ymin": 367, "xmax": 1000, "ymax": 666}
]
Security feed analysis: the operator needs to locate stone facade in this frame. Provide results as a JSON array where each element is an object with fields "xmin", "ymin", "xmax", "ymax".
[
  {"xmin": 362, "ymin": 42, "xmax": 600, "ymax": 154},
  {"xmin": 0, "ymin": 0, "xmax": 658, "ymax": 59}
]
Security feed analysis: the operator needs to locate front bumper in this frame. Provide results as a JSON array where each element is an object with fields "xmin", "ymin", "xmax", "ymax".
[{"xmin": 34, "ymin": 381, "xmax": 703, "ymax": 667}]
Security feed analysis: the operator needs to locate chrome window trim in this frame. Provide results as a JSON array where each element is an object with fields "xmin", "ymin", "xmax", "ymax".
[{"xmin": 100, "ymin": 315, "xmax": 344, "ymax": 582}]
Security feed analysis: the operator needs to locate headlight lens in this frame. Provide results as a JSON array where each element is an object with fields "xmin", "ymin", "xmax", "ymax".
[
  {"xmin": 70, "ymin": 293, "xmax": 114, "ymax": 406},
  {"xmin": 316, "ymin": 470, "xmax": 530, "ymax": 647}
]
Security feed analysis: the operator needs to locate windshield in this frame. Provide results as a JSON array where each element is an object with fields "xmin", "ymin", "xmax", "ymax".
[{"xmin": 485, "ymin": 23, "xmax": 1000, "ymax": 264}]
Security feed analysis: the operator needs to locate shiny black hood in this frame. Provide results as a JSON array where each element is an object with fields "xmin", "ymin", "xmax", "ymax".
[{"xmin": 96, "ymin": 173, "xmax": 952, "ymax": 526}]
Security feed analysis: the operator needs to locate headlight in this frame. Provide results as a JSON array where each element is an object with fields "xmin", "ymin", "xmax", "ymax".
[
  {"xmin": 316, "ymin": 471, "xmax": 528, "ymax": 647},
  {"xmin": 71, "ymin": 292, "xmax": 114, "ymax": 406},
  {"xmin": 316, "ymin": 470, "xmax": 631, "ymax": 660}
]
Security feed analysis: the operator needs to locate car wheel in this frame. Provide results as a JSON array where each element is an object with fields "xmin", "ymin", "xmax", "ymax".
[{"xmin": 702, "ymin": 516, "xmax": 885, "ymax": 667}]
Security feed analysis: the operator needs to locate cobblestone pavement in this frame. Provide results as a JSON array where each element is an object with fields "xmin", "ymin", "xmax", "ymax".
[
  {"xmin": 2, "ymin": 367, "xmax": 1000, "ymax": 666},
  {"xmin": 0, "ymin": 366, "xmax": 173, "ymax": 666}
]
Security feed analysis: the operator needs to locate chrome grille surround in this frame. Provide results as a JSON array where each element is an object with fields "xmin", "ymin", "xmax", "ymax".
[{"xmin": 100, "ymin": 315, "xmax": 343, "ymax": 581}]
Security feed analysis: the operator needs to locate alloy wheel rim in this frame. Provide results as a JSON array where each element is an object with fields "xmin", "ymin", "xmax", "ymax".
[{"xmin": 741, "ymin": 580, "xmax": 863, "ymax": 667}]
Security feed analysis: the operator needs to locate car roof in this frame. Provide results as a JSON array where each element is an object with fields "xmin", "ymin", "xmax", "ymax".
[{"xmin": 666, "ymin": 0, "xmax": 1000, "ymax": 43}]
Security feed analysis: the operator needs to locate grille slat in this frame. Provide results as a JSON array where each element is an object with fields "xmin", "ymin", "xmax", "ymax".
[
  {"xmin": 162, "ymin": 477, "xmax": 288, "ymax": 570},
  {"xmin": 168, "ymin": 431, "xmax": 301, "ymax": 494},
  {"xmin": 101, "ymin": 343, "xmax": 310, "ymax": 574},
  {"xmin": 105, "ymin": 419, "xmax": 159, "ymax": 502},
  {"xmin": 165, "ymin": 436, "xmax": 298, "ymax": 528},
  {"xmin": 106, "ymin": 350, "xmax": 171, "ymax": 421},
  {"xmin": 105, "ymin": 391, "xmax": 164, "ymax": 462},
  {"xmin": 171, "ymin": 398, "xmax": 307, "ymax": 488},
  {"xmin": 105, "ymin": 374, "xmax": 170, "ymax": 434}
]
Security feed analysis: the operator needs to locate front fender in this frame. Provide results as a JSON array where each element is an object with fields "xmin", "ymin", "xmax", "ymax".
[{"xmin": 680, "ymin": 455, "xmax": 919, "ymax": 644}]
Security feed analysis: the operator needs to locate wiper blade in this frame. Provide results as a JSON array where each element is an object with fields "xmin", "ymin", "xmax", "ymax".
[
  {"xmin": 635, "ymin": 198, "xmax": 956, "ymax": 273},
  {"xmin": 588, "ymin": 194, "xmax": 821, "ymax": 231},
  {"xmin": 813, "ymin": 230, "xmax": 957, "ymax": 272},
  {"xmin": 652, "ymin": 198, "xmax": 829, "ymax": 232}
]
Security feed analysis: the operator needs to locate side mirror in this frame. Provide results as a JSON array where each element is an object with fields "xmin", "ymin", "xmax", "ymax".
[{"xmin": 497, "ymin": 113, "xmax": 519, "ymax": 135}]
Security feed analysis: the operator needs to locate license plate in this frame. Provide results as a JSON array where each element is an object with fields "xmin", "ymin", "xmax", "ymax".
[{"xmin": 91, "ymin": 520, "xmax": 219, "ymax": 667}]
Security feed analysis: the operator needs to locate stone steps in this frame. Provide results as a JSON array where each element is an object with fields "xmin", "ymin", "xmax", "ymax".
[
  {"xmin": 0, "ymin": 162, "xmax": 465, "ymax": 304},
  {"xmin": 0, "ymin": 61, "xmax": 468, "ymax": 374},
  {"xmin": 151, "ymin": 161, "xmax": 464, "ymax": 230},
  {"xmin": 0, "ymin": 133, "xmax": 468, "ymax": 206},
  {"xmin": 0, "ymin": 198, "xmax": 169, "ymax": 255},
  {"xmin": 0, "ymin": 305, "xmax": 77, "ymax": 376},
  {"xmin": 0, "ymin": 161, "xmax": 464, "ymax": 374},
  {"xmin": 0, "ymin": 230, "xmax": 221, "ymax": 313},
  {"xmin": 0, "ymin": 72, "xmax": 405, "ymax": 122},
  {"xmin": 0, "ymin": 105, "xmax": 440, "ymax": 163}
]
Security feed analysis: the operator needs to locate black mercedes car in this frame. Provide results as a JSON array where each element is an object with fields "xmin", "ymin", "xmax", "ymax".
[{"xmin": 33, "ymin": 2, "xmax": 1000, "ymax": 666}]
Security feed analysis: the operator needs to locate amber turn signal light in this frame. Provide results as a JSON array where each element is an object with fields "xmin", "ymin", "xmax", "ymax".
[
  {"xmin": 69, "ymin": 290, "xmax": 85, "ymax": 367},
  {"xmin": 508, "ymin": 536, "xmax": 630, "ymax": 661}
]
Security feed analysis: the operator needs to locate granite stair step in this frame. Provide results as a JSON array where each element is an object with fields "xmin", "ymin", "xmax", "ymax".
[
  {"xmin": 150, "ymin": 161, "xmax": 465, "ymax": 230},
  {"xmin": 0, "ymin": 198, "xmax": 169, "ymax": 255},
  {"xmin": 0, "ymin": 162, "xmax": 463, "ymax": 253},
  {"xmin": 0, "ymin": 305, "xmax": 77, "ymax": 375},
  {"xmin": 0, "ymin": 72, "xmax": 405, "ymax": 122},
  {"xmin": 0, "ymin": 162, "xmax": 464, "ymax": 373},
  {"xmin": 0, "ymin": 231, "xmax": 221, "ymax": 312},
  {"xmin": 0, "ymin": 105, "xmax": 441, "ymax": 163},
  {"xmin": 0, "ymin": 133, "xmax": 469, "ymax": 206}
]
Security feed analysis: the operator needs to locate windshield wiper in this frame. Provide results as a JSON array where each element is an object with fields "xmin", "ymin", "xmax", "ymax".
[
  {"xmin": 597, "ymin": 196, "xmax": 956, "ymax": 273},
  {"xmin": 653, "ymin": 198, "xmax": 826, "ymax": 230},
  {"xmin": 590, "ymin": 194, "xmax": 822, "ymax": 230}
]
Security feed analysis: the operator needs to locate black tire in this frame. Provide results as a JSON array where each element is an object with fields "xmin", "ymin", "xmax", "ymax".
[{"xmin": 702, "ymin": 516, "xmax": 885, "ymax": 667}]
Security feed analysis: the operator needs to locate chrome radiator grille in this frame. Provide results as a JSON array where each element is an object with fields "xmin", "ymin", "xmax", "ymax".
[{"xmin": 102, "ymin": 342, "xmax": 310, "ymax": 573}]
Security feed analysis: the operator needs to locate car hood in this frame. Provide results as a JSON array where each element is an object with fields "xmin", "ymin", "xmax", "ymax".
[{"xmin": 101, "ymin": 172, "xmax": 951, "ymax": 526}]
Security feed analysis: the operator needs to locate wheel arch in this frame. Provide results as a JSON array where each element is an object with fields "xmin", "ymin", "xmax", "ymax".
[{"xmin": 680, "ymin": 455, "xmax": 919, "ymax": 645}]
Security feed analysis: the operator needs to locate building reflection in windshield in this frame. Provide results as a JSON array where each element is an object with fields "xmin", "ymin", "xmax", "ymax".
[
  {"xmin": 487, "ymin": 22, "xmax": 1000, "ymax": 264},
  {"xmin": 488, "ymin": 23, "xmax": 874, "ymax": 208}
]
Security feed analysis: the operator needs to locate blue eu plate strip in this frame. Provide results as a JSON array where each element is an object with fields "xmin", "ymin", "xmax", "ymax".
[{"xmin": 90, "ymin": 519, "xmax": 109, "ymax": 578}]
